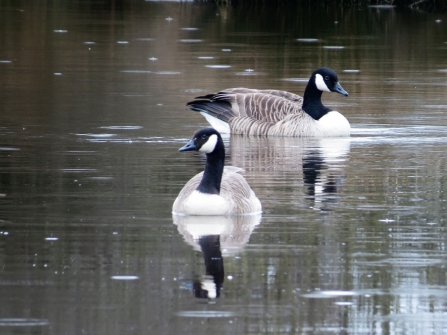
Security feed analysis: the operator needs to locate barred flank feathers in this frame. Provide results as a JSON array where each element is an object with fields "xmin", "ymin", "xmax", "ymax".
[
  {"xmin": 229, "ymin": 117, "xmax": 275, "ymax": 136},
  {"xmin": 268, "ymin": 114, "xmax": 315, "ymax": 137},
  {"xmin": 187, "ymin": 89, "xmax": 303, "ymax": 125}
]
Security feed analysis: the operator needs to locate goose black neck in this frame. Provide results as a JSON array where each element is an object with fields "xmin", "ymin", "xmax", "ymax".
[
  {"xmin": 196, "ymin": 141, "xmax": 225, "ymax": 195},
  {"xmin": 302, "ymin": 81, "xmax": 332, "ymax": 121}
]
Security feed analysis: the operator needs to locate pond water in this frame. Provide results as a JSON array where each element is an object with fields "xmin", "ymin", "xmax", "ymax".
[{"xmin": 1, "ymin": 1, "xmax": 447, "ymax": 334}]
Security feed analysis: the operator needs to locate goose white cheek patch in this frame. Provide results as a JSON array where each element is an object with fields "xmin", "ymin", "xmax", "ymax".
[
  {"xmin": 315, "ymin": 73, "xmax": 331, "ymax": 92},
  {"xmin": 199, "ymin": 134, "xmax": 218, "ymax": 153}
]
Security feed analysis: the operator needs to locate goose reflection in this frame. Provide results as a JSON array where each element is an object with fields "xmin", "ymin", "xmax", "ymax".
[
  {"xmin": 302, "ymin": 139, "xmax": 350, "ymax": 210},
  {"xmin": 173, "ymin": 214, "xmax": 261, "ymax": 299},
  {"xmin": 228, "ymin": 136, "xmax": 350, "ymax": 211}
]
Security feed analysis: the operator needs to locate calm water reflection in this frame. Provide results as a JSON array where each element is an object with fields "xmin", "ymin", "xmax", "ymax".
[{"xmin": 1, "ymin": 1, "xmax": 447, "ymax": 335}]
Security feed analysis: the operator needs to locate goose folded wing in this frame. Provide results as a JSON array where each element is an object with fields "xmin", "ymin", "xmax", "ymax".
[{"xmin": 213, "ymin": 92, "xmax": 302, "ymax": 123}]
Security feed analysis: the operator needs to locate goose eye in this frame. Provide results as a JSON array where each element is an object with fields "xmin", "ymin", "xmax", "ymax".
[
  {"xmin": 324, "ymin": 76, "xmax": 330, "ymax": 81},
  {"xmin": 201, "ymin": 134, "xmax": 207, "ymax": 139}
]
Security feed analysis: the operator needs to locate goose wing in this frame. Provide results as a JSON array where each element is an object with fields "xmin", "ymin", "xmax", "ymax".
[
  {"xmin": 215, "ymin": 88, "xmax": 302, "ymax": 103},
  {"xmin": 187, "ymin": 89, "xmax": 303, "ymax": 124},
  {"xmin": 219, "ymin": 169, "xmax": 262, "ymax": 215}
]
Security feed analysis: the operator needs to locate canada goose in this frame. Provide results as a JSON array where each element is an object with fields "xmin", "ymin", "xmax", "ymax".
[
  {"xmin": 186, "ymin": 67, "xmax": 350, "ymax": 137},
  {"xmin": 172, "ymin": 127, "xmax": 262, "ymax": 216}
]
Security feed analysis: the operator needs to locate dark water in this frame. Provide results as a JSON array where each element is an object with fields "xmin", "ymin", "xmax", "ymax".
[{"xmin": 1, "ymin": 1, "xmax": 447, "ymax": 334}]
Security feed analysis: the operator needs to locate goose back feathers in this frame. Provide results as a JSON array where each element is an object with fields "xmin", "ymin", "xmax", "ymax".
[
  {"xmin": 186, "ymin": 67, "xmax": 350, "ymax": 137},
  {"xmin": 173, "ymin": 128, "xmax": 262, "ymax": 216}
]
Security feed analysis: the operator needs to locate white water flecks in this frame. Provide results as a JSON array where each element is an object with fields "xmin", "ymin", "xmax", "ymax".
[
  {"xmin": 0, "ymin": 318, "xmax": 50, "ymax": 327},
  {"xmin": 379, "ymin": 218, "xmax": 395, "ymax": 223},
  {"xmin": 236, "ymin": 69, "xmax": 262, "ymax": 76},
  {"xmin": 282, "ymin": 77, "xmax": 309, "ymax": 82},
  {"xmin": 323, "ymin": 46, "xmax": 345, "ymax": 50},
  {"xmin": 111, "ymin": 276, "xmax": 139, "ymax": 280},
  {"xmin": 178, "ymin": 39, "xmax": 202, "ymax": 43},
  {"xmin": 205, "ymin": 65, "xmax": 231, "ymax": 69},
  {"xmin": 0, "ymin": 147, "xmax": 20, "ymax": 151},
  {"xmin": 100, "ymin": 126, "xmax": 143, "ymax": 130},
  {"xmin": 77, "ymin": 133, "xmax": 117, "ymax": 138},
  {"xmin": 176, "ymin": 311, "xmax": 234, "ymax": 318},
  {"xmin": 60, "ymin": 169, "xmax": 98, "ymax": 173},
  {"xmin": 155, "ymin": 71, "xmax": 181, "ymax": 75},
  {"xmin": 335, "ymin": 302, "xmax": 353, "ymax": 306},
  {"xmin": 121, "ymin": 70, "xmax": 152, "ymax": 74},
  {"xmin": 45, "ymin": 237, "xmax": 59, "ymax": 241},
  {"xmin": 297, "ymin": 38, "xmax": 319, "ymax": 42},
  {"xmin": 302, "ymin": 290, "xmax": 357, "ymax": 298},
  {"xmin": 89, "ymin": 176, "xmax": 114, "ymax": 180}
]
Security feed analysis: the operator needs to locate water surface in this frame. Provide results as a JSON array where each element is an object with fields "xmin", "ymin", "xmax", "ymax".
[{"xmin": 1, "ymin": 2, "xmax": 447, "ymax": 335}]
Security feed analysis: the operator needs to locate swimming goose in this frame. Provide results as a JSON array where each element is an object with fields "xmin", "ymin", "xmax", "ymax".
[
  {"xmin": 186, "ymin": 67, "xmax": 350, "ymax": 137},
  {"xmin": 172, "ymin": 127, "xmax": 262, "ymax": 216}
]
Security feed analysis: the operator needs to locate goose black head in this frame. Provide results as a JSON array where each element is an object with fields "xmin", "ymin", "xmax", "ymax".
[
  {"xmin": 312, "ymin": 67, "xmax": 348, "ymax": 97},
  {"xmin": 179, "ymin": 127, "xmax": 222, "ymax": 154}
]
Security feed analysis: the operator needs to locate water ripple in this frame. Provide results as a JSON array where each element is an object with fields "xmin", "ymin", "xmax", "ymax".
[
  {"xmin": 100, "ymin": 126, "xmax": 143, "ymax": 130},
  {"xmin": 323, "ymin": 46, "xmax": 345, "ymax": 49},
  {"xmin": 0, "ymin": 318, "xmax": 49, "ymax": 327},
  {"xmin": 205, "ymin": 65, "xmax": 231, "ymax": 69},
  {"xmin": 302, "ymin": 290, "xmax": 357, "ymax": 298},
  {"xmin": 178, "ymin": 39, "xmax": 202, "ymax": 43},
  {"xmin": 297, "ymin": 38, "xmax": 319, "ymax": 42},
  {"xmin": 0, "ymin": 147, "xmax": 20, "ymax": 151},
  {"xmin": 111, "ymin": 276, "xmax": 139, "ymax": 280},
  {"xmin": 176, "ymin": 311, "xmax": 234, "ymax": 318}
]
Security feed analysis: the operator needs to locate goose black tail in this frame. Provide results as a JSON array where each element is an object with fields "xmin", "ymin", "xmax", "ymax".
[{"xmin": 186, "ymin": 99, "xmax": 234, "ymax": 123}]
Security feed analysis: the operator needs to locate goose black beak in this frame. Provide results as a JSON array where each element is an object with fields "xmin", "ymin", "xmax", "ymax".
[
  {"xmin": 179, "ymin": 139, "xmax": 197, "ymax": 152},
  {"xmin": 332, "ymin": 82, "xmax": 349, "ymax": 97}
]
